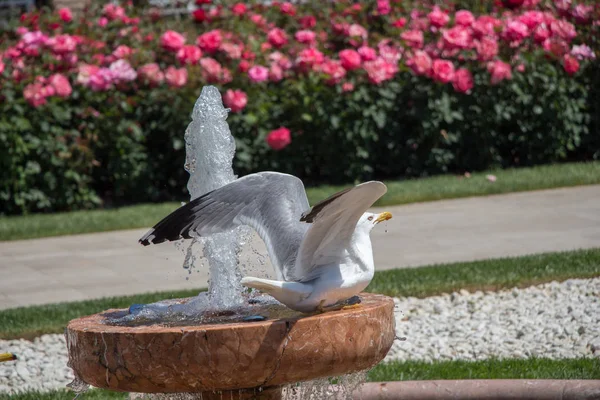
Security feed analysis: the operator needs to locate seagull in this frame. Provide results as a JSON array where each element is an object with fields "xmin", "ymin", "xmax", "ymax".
[{"xmin": 139, "ymin": 172, "xmax": 392, "ymax": 313}]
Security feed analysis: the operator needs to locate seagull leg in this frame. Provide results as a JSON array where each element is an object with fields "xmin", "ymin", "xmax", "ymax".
[
  {"xmin": 341, "ymin": 296, "xmax": 363, "ymax": 310},
  {"xmin": 342, "ymin": 304, "xmax": 362, "ymax": 310}
]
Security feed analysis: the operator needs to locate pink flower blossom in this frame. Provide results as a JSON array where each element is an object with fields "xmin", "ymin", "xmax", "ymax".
[
  {"xmin": 563, "ymin": 54, "xmax": 579, "ymax": 75},
  {"xmin": 428, "ymin": 6, "xmax": 450, "ymax": 28},
  {"xmin": 16, "ymin": 26, "xmax": 28, "ymax": 35},
  {"xmin": 407, "ymin": 50, "xmax": 432, "ymax": 76},
  {"xmin": 177, "ymin": 45, "xmax": 202, "ymax": 65},
  {"xmin": 197, "ymin": 30, "xmax": 222, "ymax": 53},
  {"xmin": 200, "ymin": 57, "xmax": 224, "ymax": 83},
  {"xmin": 21, "ymin": 30, "xmax": 48, "ymax": 46},
  {"xmin": 58, "ymin": 7, "xmax": 72, "ymax": 23},
  {"xmin": 348, "ymin": 23, "xmax": 368, "ymax": 42},
  {"xmin": 23, "ymin": 83, "xmax": 46, "ymax": 107},
  {"xmin": 109, "ymin": 59, "xmax": 137, "ymax": 83},
  {"xmin": 339, "ymin": 49, "xmax": 361, "ymax": 70},
  {"xmin": 452, "ymin": 68, "xmax": 473, "ymax": 93},
  {"xmin": 138, "ymin": 63, "xmax": 164, "ymax": 86},
  {"xmin": 518, "ymin": 11, "xmax": 544, "ymax": 29},
  {"xmin": 488, "ymin": 60, "xmax": 512, "ymax": 84},
  {"xmin": 48, "ymin": 34, "xmax": 77, "ymax": 54},
  {"xmin": 296, "ymin": 48, "xmax": 325, "ymax": 71},
  {"xmin": 455, "ymin": 10, "xmax": 474, "ymax": 26},
  {"xmin": 571, "ymin": 44, "xmax": 595, "ymax": 60},
  {"xmin": 97, "ymin": 17, "xmax": 108, "ymax": 27},
  {"xmin": 401, "ymin": 30, "xmax": 424, "ymax": 48},
  {"xmin": 295, "ymin": 30, "xmax": 316, "ymax": 45},
  {"xmin": 112, "ymin": 45, "xmax": 133, "ymax": 59},
  {"xmin": 572, "ymin": 4, "xmax": 592, "ymax": 24},
  {"xmin": 358, "ymin": 46, "xmax": 377, "ymax": 61},
  {"xmin": 161, "ymin": 30, "xmax": 185, "ymax": 52},
  {"xmin": 220, "ymin": 43, "xmax": 242, "ymax": 59},
  {"xmin": 533, "ymin": 24, "xmax": 551, "ymax": 43},
  {"xmin": 238, "ymin": 60, "xmax": 251, "ymax": 73},
  {"xmin": 363, "ymin": 57, "xmax": 397, "ymax": 84},
  {"xmin": 248, "ymin": 65, "xmax": 269, "ymax": 82},
  {"xmin": 378, "ymin": 40, "xmax": 401, "ymax": 64},
  {"xmin": 103, "ymin": 4, "xmax": 125, "ymax": 21},
  {"xmin": 502, "ymin": 20, "xmax": 529, "ymax": 43},
  {"xmin": 442, "ymin": 26, "xmax": 472, "ymax": 49},
  {"xmin": 377, "ymin": 0, "xmax": 391, "ymax": 16},
  {"xmin": 472, "ymin": 16, "xmax": 499, "ymax": 38},
  {"xmin": 266, "ymin": 127, "xmax": 291, "ymax": 150},
  {"xmin": 432, "ymin": 59, "xmax": 455, "ymax": 83},
  {"xmin": 342, "ymin": 82, "xmax": 354, "ymax": 92},
  {"xmin": 249, "ymin": 13, "xmax": 267, "ymax": 27},
  {"xmin": 267, "ymin": 28, "xmax": 288, "ymax": 48},
  {"xmin": 269, "ymin": 52, "xmax": 292, "ymax": 70},
  {"xmin": 299, "ymin": 15, "xmax": 316, "ymax": 29},
  {"xmin": 231, "ymin": 3, "xmax": 247, "ymax": 16},
  {"xmin": 476, "ymin": 36, "xmax": 499, "ymax": 61},
  {"xmin": 223, "ymin": 89, "xmax": 248, "ymax": 112},
  {"xmin": 165, "ymin": 66, "xmax": 188, "ymax": 87},
  {"xmin": 550, "ymin": 20, "xmax": 576, "ymax": 42},
  {"xmin": 269, "ymin": 64, "xmax": 284, "ymax": 82},
  {"xmin": 486, "ymin": 174, "xmax": 497, "ymax": 182},
  {"xmin": 543, "ymin": 37, "xmax": 569, "ymax": 57},
  {"xmin": 76, "ymin": 64, "xmax": 99, "ymax": 86},
  {"xmin": 392, "ymin": 18, "xmax": 407, "ymax": 28},
  {"xmin": 0, "ymin": 61, "xmax": 4, "ymax": 75},
  {"xmin": 279, "ymin": 2, "xmax": 296, "ymax": 16},
  {"xmin": 89, "ymin": 68, "xmax": 114, "ymax": 91},
  {"xmin": 192, "ymin": 9, "xmax": 208, "ymax": 22},
  {"xmin": 48, "ymin": 74, "xmax": 72, "ymax": 97},
  {"xmin": 319, "ymin": 59, "xmax": 346, "ymax": 85}
]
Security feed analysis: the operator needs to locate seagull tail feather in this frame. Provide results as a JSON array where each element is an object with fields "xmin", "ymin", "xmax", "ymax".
[{"xmin": 241, "ymin": 277, "xmax": 312, "ymax": 309}]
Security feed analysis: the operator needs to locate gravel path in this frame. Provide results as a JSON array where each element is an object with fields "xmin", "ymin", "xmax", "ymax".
[{"xmin": 1, "ymin": 278, "xmax": 599, "ymax": 395}]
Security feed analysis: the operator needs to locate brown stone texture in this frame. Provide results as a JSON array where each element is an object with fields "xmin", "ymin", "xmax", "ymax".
[{"xmin": 66, "ymin": 293, "xmax": 395, "ymax": 393}]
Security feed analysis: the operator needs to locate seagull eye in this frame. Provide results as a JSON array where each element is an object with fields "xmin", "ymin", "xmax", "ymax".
[{"xmin": 367, "ymin": 216, "xmax": 373, "ymax": 221}]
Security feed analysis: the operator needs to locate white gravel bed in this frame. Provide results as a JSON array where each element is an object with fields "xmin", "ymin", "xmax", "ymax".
[
  {"xmin": 386, "ymin": 277, "xmax": 600, "ymax": 362},
  {"xmin": 1, "ymin": 278, "xmax": 599, "ymax": 394}
]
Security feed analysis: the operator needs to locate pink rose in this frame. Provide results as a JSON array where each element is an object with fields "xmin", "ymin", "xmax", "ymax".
[
  {"xmin": 543, "ymin": 38, "xmax": 569, "ymax": 58},
  {"xmin": 428, "ymin": 6, "xmax": 450, "ymax": 28},
  {"xmin": 109, "ymin": 60, "xmax": 137, "ymax": 83},
  {"xmin": 377, "ymin": 0, "xmax": 391, "ymax": 16},
  {"xmin": 103, "ymin": 4, "xmax": 125, "ymax": 20},
  {"xmin": 138, "ymin": 63, "xmax": 164, "ymax": 86},
  {"xmin": 452, "ymin": 68, "xmax": 473, "ymax": 93},
  {"xmin": 231, "ymin": 3, "xmax": 247, "ymax": 16},
  {"xmin": 76, "ymin": 64, "xmax": 99, "ymax": 86},
  {"xmin": 161, "ymin": 30, "xmax": 185, "ymax": 52},
  {"xmin": 533, "ymin": 24, "xmax": 551, "ymax": 43},
  {"xmin": 296, "ymin": 48, "xmax": 325, "ymax": 71},
  {"xmin": 442, "ymin": 26, "xmax": 472, "ymax": 49},
  {"xmin": 223, "ymin": 89, "xmax": 248, "ymax": 113},
  {"xmin": 299, "ymin": 15, "xmax": 316, "ymax": 29},
  {"xmin": 378, "ymin": 41, "xmax": 401, "ymax": 64},
  {"xmin": 563, "ymin": 54, "xmax": 579, "ymax": 75},
  {"xmin": 476, "ymin": 36, "xmax": 498, "ymax": 61},
  {"xmin": 432, "ymin": 59, "xmax": 455, "ymax": 83},
  {"xmin": 342, "ymin": 82, "xmax": 354, "ymax": 92},
  {"xmin": 550, "ymin": 20, "xmax": 576, "ymax": 42},
  {"xmin": 319, "ymin": 59, "xmax": 346, "ymax": 85},
  {"xmin": 279, "ymin": 2, "xmax": 296, "ymax": 16},
  {"xmin": 267, "ymin": 28, "xmax": 288, "ymax": 48},
  {"xmin": 339, "ymin": 49, "xmax": 361, "ymax": 71},
  {"xmin": 89, "ymin": 68, "xmax": 114, "ymax": 91},
  {"xmin": 472, "ymin": 16, "xmax": 499, "ymax": 38},
  {"xmin": 407, "ymin": 50, "xmax": 432, "ymax": 76},
  {"xmin": 363, "ymin": 57, "xmax": 397, "ymax": 84},
  {"xmin": 221, "ymin": 43, "xmax": 242, "ymax": 60},
  {"xmin": 196, "ymin": 30, "xmax": 222, "ymax": 53},
  {"xmin": 112, "ymin": 45, "xmax": 133, "ymax": 59},
  {"xmin": 238, "ymin": 60, "xmax": 251, "ymax": 73},
  {"xmin": 572, "ymin": 4, "xmax": 592, "ymax": 25},
  {"xmin": 48, "ymin": 74, "xmax": 72, "ymax": 97},
  {"xmin": 502, "ymin": 20, "xmax": 529, "ymax": 43},
  {"xmin": 58, "ymin": 7, "xmax": 72, "ymax": 23},
  {"xmin": 571, "ymin": 44, "xmax": 595, "ymax": 60},
  {"xmin": 23, "ymin": 83, "xmax": 46, "ymax": 107},
  {"xmin": 358, "ymin": 46, "xmax": 377, "ymax": 61},
  {"xmin": 199, "ymin": 57, "xmax": 224, "ymax": 83},
  {"xmin": 392, "ymin": 18, "xmax": 407, "ymax": 28},
  {"xmin": 48, "ymin": 34, "xmax": 77, "ymax": 54},
  {"xmin": 0, "ymin": 61, "xmax": 4, "ymax": 75},
  {"xmin": 97, "ymin": 17, "xmax": 108, "ymax": 27},
  {"xmin": 269, "ymin": 52, "xmax": 292, "ymax": 70},
  {"xmin": 488, "ymin": 60, "xmax": 512, "ymax": 84},
  {"xmin": 401, "ymin": 30, "xmax": 424, "ymax": 48},
  {"xmin": 295, "ymin": 30, "xmax": 316, "ymax": 45},
  {"xmin": 165, "ymin": 66, "xmax": 188, "ymax": 87},
  {"xmin": 347, "ymin": 23, "xmax": 368, "ymax": 41},
  {"xmin": 248, "ymin": 65, "xmax": 269, "ymax": 83},
  {"xmin": 518, "ymin": 11, "xmax": 544, "ymax": 29},
  {"xmin": 266, "ymin": 127, "xmax": 291, "ymax": 150},
  {"xmin": 177, "ymin": 45, "xmax": 202, "ymax": 65},
  {"xmin": 269, "ymin": 64, "xmax": 284, "ymax": 82},
  {"xmin": 455, "ymin": 10, "xmax": 474, "ymax": 26}
]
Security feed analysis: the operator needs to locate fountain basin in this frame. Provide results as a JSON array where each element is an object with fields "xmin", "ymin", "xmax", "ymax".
[{"xmin": 66, "ymin": 293, "xmax": 395, "ymax": 393}]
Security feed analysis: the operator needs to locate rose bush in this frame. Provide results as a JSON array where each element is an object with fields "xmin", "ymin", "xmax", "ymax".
[{"xmin": 0, "ymin": 0, "xmax": 598, "ymax": 214}]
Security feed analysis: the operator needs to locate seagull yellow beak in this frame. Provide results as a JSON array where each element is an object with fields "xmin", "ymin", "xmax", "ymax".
[
  {"xmin": 374, "ymin": 211, "xmax": 392, "ymax": 224},
  {"xmin": 0, "ymin": 353, "xmax": 17, "ymax": 362}
]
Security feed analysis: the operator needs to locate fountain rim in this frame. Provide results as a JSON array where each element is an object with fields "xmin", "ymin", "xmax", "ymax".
[{"xmin": 67, "ymin": 292, "xmax": 392, "ymax": 333}]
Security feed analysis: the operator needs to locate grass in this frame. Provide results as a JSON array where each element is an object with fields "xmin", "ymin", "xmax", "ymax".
[
  {"xmin": 2, "ymin": 358, "xmax": 598, "ymax": 400},
  {"xmin": 1, "ymin": 248, "xmax": 598, "ymax": 340},
  {"xmin": 1, "ymin": 161, "xmax": 599, "ymax": 241}
]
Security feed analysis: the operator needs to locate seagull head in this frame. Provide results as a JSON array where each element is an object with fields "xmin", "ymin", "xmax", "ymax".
[{"xmin": 359, "ymin": 211, "xmax": 392, "ymax": 232}]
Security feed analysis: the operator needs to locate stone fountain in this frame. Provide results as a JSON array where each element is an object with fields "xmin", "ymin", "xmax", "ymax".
[{"xmin": 65, "ymin": 87, "xmax": 395, "ymax": 399}]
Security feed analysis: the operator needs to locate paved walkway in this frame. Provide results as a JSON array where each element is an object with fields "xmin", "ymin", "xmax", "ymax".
[{"xmin": 1, "ymin": 185, "xmax": 599, "ymax": 310}]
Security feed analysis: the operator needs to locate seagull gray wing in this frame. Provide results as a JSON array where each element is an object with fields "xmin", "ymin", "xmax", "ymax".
[
  {"xmin": 293, "ymin": 181, "xmax": 387, "ymax": 282},
  {"xmin": 139, "ymin": 172, "xmax": 310, "ymax": 280}
]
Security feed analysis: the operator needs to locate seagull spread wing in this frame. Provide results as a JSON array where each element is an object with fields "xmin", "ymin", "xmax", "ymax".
[
  {"xmin": 292, "ymin": 181, "xmax": 387, "ymax": 282},
  {"xmin": 139, "ymin": 172, "xmax": 310, "ymax": 280}
]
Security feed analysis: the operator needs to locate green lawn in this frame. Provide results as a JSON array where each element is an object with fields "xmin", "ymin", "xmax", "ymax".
[
  {"xmin": 1, "ymin": 248, "xmax": 598, "ymax": 340},
  {"xmin": 1, "ymin": 161, "xmax": 599, "ymax": 241},
  {"xmin": 2, "ymin": 358, "xmax": 598, "ymax": 400}
]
